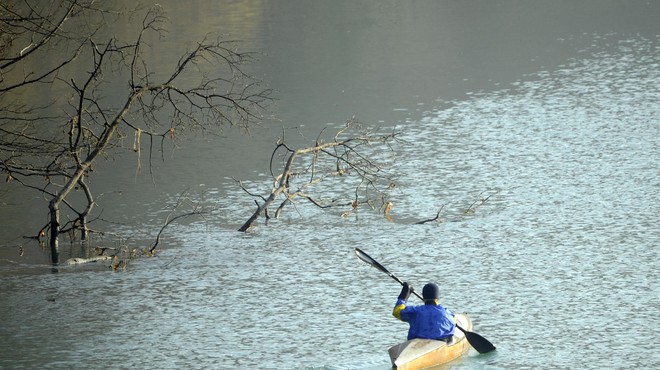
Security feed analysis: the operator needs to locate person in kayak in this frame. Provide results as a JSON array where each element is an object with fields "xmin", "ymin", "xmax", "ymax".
[{"xmin": 392, "ymin": 282, "xmax": 456, "ymax": 342}]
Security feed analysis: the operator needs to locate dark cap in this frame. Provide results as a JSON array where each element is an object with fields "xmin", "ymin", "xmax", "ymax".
[{"xmin": 422, "ymin": 283, "xmax": 439, "ymax": 301}]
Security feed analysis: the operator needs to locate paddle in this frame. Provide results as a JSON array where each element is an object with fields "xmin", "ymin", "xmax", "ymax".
[{"xmin": 354, "ymin": 247, "xmax": 496, "ymax": 354}]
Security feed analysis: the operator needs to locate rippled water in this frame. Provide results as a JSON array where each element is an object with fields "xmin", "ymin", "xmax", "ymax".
[
  {"xmin": 393, "ymin": 35, "xmax": 660, "ymax": 370},
  {"xmin": 3, "ymin": 34, "xmax": 659, "ymax": 370},
  {"xmin": 2, "ymin": 2, "xmax": 660, "ymax": 370}
]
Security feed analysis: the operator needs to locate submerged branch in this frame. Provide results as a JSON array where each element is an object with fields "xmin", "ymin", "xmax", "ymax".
[{"xmin": 148, "ymin": 190, "xmax": 208, "ymax": 254}]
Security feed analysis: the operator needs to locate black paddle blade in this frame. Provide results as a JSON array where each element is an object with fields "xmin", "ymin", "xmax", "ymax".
[
  {"xmin": 354, "ymin": 248, "xmax": 422, "ymax": 299},
  {"xmin": 456, "ymin": 324, "xmax": 496, "ymax": 354},
  {"xmin": 354, "ymin": 248, "xmax": 391, "ymax": 275}
]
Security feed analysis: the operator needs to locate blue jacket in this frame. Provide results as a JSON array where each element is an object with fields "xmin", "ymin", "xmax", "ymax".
[{"xmin": 393, "ymin": 298, "xmax": 455, "ymax": 340}]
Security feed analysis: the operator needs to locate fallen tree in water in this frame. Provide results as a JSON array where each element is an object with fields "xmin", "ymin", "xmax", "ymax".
[
  {"xmin": 235, "ymin": 119, "xmax": 501, "ymax": 231},
  {"xmin": 237, "ymin": 118, "xmax": 401, "ymax": 232}
]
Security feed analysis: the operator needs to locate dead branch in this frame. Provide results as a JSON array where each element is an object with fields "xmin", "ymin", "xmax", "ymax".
[
  {"xmin": 415, "ymin": 205, "xmax": 446, "ymax": 225},
  {"xmin": 148, "ymin": 190, "xmax": 207, "ymax": 254},
  {"xmin": 238, "ymin": 119, "xmax": 401, "ymax": 232},
  {"xmin": 464, "ymin": 190, "xmax": 499, "ymax": 214}
]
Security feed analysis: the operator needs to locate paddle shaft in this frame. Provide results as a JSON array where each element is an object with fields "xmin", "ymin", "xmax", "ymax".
[{"xmin": 354, "ymin": 247, "xmax": 496, "ymax": 354}]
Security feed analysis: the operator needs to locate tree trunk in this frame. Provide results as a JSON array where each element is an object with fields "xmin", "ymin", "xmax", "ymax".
[
  {"xmin": 78, "ymin": 178, "xmax": 94, "ymax": 240},
  {"xmin": 46, "ymin": 88, "xmax": 147, "ymax": 260},
  {"xmin": 48, "ymin": 200, "xmax": 60, "ymax": 264}
]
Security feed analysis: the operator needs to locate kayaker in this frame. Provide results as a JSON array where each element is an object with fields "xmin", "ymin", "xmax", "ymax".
[{"xmin": 392, "ymin": 282, "xmax": 456, "ymax": 342}]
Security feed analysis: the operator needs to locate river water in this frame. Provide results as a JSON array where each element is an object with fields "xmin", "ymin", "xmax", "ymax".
[{"xmin": 1, "ymin": 1, "xmax": 658, "ymax": 369}]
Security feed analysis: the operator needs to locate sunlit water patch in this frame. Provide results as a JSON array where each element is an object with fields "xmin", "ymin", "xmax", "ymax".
[{"xmin": 391, "ymin": 35, "xmax": 660, "ymax": 369}]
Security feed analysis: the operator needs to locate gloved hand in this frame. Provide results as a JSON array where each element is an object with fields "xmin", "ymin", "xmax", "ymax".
[{"xmin": 398, "ymin": 282, "xmax": 412, "ymax": 301}]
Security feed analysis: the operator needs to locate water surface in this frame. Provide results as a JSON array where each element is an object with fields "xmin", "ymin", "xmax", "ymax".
[{"xmin": 1, "ymin": 1, "xmax": 659, "ymax": 369}]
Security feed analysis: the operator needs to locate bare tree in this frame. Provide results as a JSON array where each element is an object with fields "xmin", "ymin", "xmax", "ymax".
[
  {"xmin": 237, "ymin": 119, "xmax": 401, "ymax": 232},
  {"xmin": 0, "ymin": 1, "xmax": 272, "ymax": 261}
]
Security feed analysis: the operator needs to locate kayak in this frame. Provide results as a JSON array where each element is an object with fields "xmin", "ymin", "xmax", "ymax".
[{"xmin": 388, "ymin": 313, "xmax": 472, "ymax": 370}]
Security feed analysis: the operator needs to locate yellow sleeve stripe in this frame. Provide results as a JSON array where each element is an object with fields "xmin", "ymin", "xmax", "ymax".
[{"xmin": 392, "ymin": 304, "xmax": 406, "ymax": 320}]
